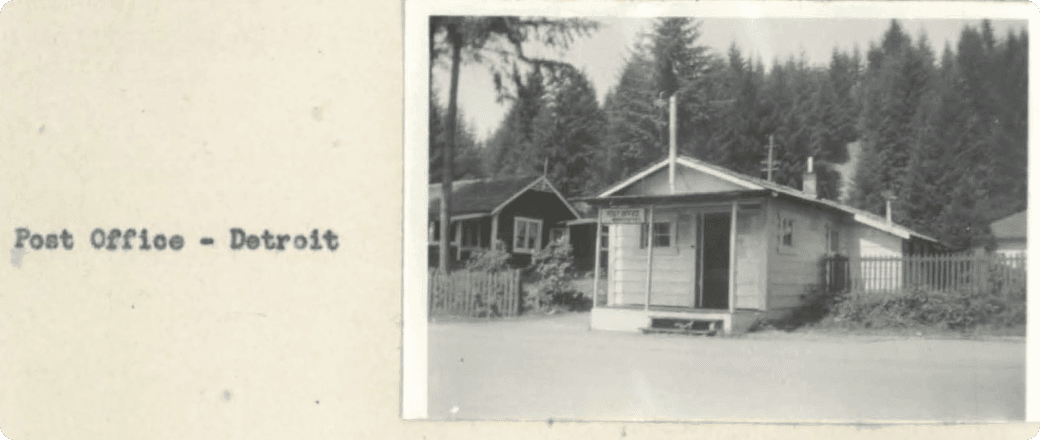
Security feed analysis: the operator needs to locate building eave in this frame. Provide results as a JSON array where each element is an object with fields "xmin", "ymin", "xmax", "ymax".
[{"xmin": 583, "ymin": 190, "xmax": 772, "ymax": 207}]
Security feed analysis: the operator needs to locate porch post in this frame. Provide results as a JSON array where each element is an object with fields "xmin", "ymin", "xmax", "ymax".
[
  {"xmin": 455, "ymin": 221, "xmax": 462, "ymax": 261},
  {"xmin": 490, "ymin": 214, "xmax": 499, "ymax": 250},
  {"xmin": 645, "ymin": 206, "xmax": 655, "ymax": 311},
  {"xmin": 728, "ymin": 201, "xmax": 738, "ymax": 314},
  {"xmin": 696, "ymin": 212, "xmax": 704, "ymax": 308},
  {"xmin": 592, "ymin": 215, "xmax": 603, "ymax": 310}
]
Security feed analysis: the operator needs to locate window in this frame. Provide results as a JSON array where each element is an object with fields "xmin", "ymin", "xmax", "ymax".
[
  {"xmin": 513, "ymin": 217, "xmax": 542, "ymax": 253},
  {"xmin": 781, "ymin": 218, "xmax": 795, "ymax": 247},
  {"xmin": 599, "ymin": 225, "xmax": 609, "ymax": 249},
  {"xmin": 826, "ymin": 225, "xmax": 839, "ymax": 254},
  {"xmin": 640, "ymin": 222, "xmax": 672, "ymax": 248}
]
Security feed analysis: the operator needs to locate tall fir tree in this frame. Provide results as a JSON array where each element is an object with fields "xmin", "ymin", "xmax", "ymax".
[
  {"xmin": 600, "ymin": 46, "xmax": 659, "ymax": 183},
  {"xmin": 851, "ymin": 20, "xmax": 935, "ymax": 223},
  {"xmin": 484, "ymin": 68, "xmax": 547, "ymax": 177},
  {"xmin": 531, "ymin": 67, "xmax": 606, "ymax": 196},
  {"xmin": 429, "ymin": 92, "xmax": 483, "ymax": 183}
]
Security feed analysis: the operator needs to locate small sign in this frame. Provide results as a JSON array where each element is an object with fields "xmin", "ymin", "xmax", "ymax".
[{"xmin": 599, "ymin": 208, "xmax": 645, "ymax": 224}]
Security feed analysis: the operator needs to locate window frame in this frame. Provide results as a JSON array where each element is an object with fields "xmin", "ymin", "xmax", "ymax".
[
  {"xmin": 639, "ymin": 221, "xmax": 674, "ymax": 249},
  {"xmin": 825, "ymin": 224, "xmax": 840, "ymax": 255},
  {"xmin": 513, "ymin": 216, "xmax": 543, "ymax": 254},
  {"xmin": 777, "ymin": 213, "xmax": 795, "ymax": 253}
]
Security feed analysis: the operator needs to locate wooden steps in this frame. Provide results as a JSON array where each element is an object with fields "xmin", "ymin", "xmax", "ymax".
[{"xmin": 639, "ymin": 317, "xmax": 723, "ymax": 336}]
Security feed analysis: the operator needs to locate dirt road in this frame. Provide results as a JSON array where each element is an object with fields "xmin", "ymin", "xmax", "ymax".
[{"xmin": 428, "ymin": 312, "xmax": 1024, "ymax": 421}]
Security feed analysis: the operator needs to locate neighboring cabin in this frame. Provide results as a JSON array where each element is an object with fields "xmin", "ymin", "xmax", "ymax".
[
  {"xmin": 982, "ymin": 210, "xmax": 1027, "ymax": 257},
  {"xmin": 428, "ymin": 175, "xmax": 579, "ymax": 268},
  {"xmin": 582, "ymin": 155, "xmax": 940, "ymax": 335}
]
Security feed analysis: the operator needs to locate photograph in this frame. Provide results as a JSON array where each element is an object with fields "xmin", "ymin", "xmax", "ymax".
[{"xmin": 405, "ymin": 2, "xmax": 1029, "ymax": 423}]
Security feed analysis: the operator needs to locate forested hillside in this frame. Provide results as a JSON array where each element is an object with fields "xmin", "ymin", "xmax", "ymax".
[{"xmin": 430, "ymin": 18, "xmax": 1027, "ymax": 251}]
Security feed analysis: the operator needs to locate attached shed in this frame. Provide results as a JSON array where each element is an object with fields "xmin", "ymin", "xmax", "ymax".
[{"xmin": 584, "ymin": 155, "xmax": 939, "ymax": 335}]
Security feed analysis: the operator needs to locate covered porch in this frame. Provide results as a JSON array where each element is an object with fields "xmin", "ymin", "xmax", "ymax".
[{"xmin": 585, "ymin": 191, "xmax": 774, "ymax": 335}]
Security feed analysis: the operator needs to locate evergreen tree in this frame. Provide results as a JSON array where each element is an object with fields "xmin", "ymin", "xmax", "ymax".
[
  {"xmin": 850, "ymin": 20, "xmax": 935, "ymax": 222},
  {"xmin": 428, "ymin": 97, "xmax": 483, "ymax": 183},
  {"xmin": 754, "ymin": 55, "xmax": 851, "ymax": 198},
  {"xmin": 531, "ymin": 67, "xmax": 606, "ymax": 196},
  {"xmin": 855, "ymin": 20, "xmax": 1029, "ymax": 250},
  {"xmin": 600, "ymin": 46, "xmax": 659, "ymax": 182},
  {"xmin": 707, "ymin": 44, "xmax": 767, "ymax": 173},
  {"xmin": 429, "ymin": 16, "xmax": 598, "ymax": 272},
  {"xmin": 650, "ymin": 18, "xmax": 717, "ymax": 153},
  {"xmin": 484, "ymin": 68, "xmax": 546, "ymax": 177}
]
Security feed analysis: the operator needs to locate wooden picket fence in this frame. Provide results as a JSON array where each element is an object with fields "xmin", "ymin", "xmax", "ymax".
[
  {"xmin": 828, "ymin": 252, "xmax": 1027, "ymax": 295},
  {"xmin": 428, "ymin": 269, "xmax": 522, "ymax": 318}
]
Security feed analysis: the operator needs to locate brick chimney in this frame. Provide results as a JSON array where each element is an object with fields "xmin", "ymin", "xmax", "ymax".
[{"xmin": 802, "ymin": 157, "xmax": 817, "ymax": 198}]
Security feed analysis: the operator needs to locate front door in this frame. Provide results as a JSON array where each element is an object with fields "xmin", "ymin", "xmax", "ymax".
[{"xmin": 700, "ymin": 212, "xmax": 730, "ymax": 309}]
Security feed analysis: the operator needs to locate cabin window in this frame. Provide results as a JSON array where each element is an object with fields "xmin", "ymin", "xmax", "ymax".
[
  {"xmin": 513, "ymin": 217, "xmax": 542, "ymax": 253},
  {"xmin": 780, "ymin": 217, "xmax": 795, "ymax": 248},
  {"xmin": 640, "ymin": 222, "xmax": 672, "ymax": 248},
  {"xmin": 600, "ymin": 225, "xmax": 609, "ymax": 248}
]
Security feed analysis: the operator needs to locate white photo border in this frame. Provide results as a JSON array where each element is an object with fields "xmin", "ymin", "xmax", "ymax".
[{"xmin": 403, "ymin": 0, "xmax": 1038, "ymax": 422}]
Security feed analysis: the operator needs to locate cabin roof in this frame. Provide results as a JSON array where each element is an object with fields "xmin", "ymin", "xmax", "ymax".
[
  {"xmin": 990, "ymin": 210, "xmax": 1027, "ymax": 240},
  {"xmin": 589, "ymin": 155, "xmax": 938, "ymax": 243},
  {"xmin": 429, "ymin": 175, "xmax": 579, "ymax": 219}
]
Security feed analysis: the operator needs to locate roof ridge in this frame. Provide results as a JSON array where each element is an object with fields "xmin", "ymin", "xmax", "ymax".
[{"xmin": 674, "ymin": 155, "xmax": 936, "ymax": 242}]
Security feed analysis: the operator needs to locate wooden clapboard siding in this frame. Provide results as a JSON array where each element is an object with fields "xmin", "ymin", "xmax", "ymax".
[
  {"xmin": 734, "ymin": 207, "xmax": 764, "ymax": 309},
  {"xmin": 766, "ymin": 198, "xmax": 845, "ymax": 310},
  {"xmin": 608, "ymin": 210, "xmax": 697, "ymax": 307},
  {"xmin": 614, "ymin": 165, "xmax": 746, "ymax": 196},
  {"xmin": 856, "ymin": 225, "xmax": 903, "ymax": 257},
  {"xmin": 850, "ymin": 224, "xmax": 904, "ymax": 291},
  {"xmin": 612, "ymin": 268, "xmax": 692, "ymax": 283}
]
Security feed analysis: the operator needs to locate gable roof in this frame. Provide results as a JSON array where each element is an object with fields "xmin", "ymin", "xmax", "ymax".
[
  {"xmin": 990, "ymin": 210, "xmax": 1027, "ymax": 240},
  {"xmin": 429, "ymin": 175, "xmax": 580, "ymax": 219},
  {"xmin": 595, "ymin": 155, "xmax": 938, "ymax": 243}
]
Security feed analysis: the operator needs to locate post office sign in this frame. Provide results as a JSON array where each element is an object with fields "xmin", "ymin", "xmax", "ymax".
[{"xmin": 599, "ymin": 208, "xmax": 645, "ymax": 224}]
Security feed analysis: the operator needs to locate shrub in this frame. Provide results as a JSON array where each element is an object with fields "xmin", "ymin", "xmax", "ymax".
[
  {"xmin": 526, "ymin": 238, "xmax": 581, "ymax": 312},
  {"xmin": 465, "ymin": 239, "xmax": 511, "ymax": 272},
  {"xmin": 828, "ymin": 286, "xmax": 1025, "ymax": 331}
]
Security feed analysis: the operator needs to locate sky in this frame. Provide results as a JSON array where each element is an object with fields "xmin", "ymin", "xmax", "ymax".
[{"xmin": 432, "ymin": 17, "xmax": 1026, "ymax": 142}]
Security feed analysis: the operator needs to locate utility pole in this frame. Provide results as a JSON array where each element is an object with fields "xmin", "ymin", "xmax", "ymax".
[{"xmin": 760, "ymin": 134, "xmax": 777, "ymax": 182}]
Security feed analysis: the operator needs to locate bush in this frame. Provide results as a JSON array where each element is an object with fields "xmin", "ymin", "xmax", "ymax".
[
  {"xmin": 465, "ymin": 240, "xmax": 511, "ymax": 272},
  {"xmin": 828, "ymin": 286, "xmax": 1025, "ymax": 331},
  {"xmin": 526, "ymin": 238, "xmax": 583, "ymax": 312}
]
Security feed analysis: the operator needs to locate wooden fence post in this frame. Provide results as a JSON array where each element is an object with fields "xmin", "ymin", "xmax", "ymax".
[{"xmin": 517, "ymin": 269, "xmax": 522, "ymax": 315}]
